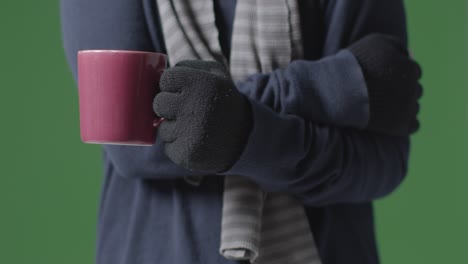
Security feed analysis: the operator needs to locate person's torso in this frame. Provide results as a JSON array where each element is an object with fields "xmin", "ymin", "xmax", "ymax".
[{"xmin": 90, "ymin": 1, "xmax": 379, "ymax": 263}]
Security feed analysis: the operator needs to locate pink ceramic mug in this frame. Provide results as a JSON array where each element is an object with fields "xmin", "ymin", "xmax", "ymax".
[{"xmin": 78, "ymin": 50, "xmax": 167, "ymax": 146}]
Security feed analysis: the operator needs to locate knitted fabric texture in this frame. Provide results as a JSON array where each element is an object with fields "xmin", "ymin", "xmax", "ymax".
[{"xmin": 156, "ymin": 0, "xmax": 321, "ymax": 263}]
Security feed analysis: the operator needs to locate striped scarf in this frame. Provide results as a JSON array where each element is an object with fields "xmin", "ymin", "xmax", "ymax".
[{"xmin": 156, "ymin": 1, "xmax": 322, "ymax": 263}]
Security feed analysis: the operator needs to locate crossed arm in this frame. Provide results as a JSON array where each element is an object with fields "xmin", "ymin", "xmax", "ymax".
[{"xmin": 61, "ymin": 0, "xmax": 419, "ymax": 206}]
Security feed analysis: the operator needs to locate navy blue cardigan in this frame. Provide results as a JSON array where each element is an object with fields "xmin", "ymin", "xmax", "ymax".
[{"xmin": 60, "ymin": 1, "xmax": 410, "ymax": 263}]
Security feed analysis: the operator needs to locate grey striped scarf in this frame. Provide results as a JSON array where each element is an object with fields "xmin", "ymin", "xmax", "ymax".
[{"xmin": 156, "ymin": 1, "xmax": 322, "ymax": 263}]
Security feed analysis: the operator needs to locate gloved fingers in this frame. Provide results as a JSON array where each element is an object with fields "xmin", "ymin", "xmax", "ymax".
[
  {"xmin": 415, "ymin": 83, "xmax": 423, "ymax": 99},
  {"xmin": 164, "ymin": 139, "xmax": 191, "ymax": 169},
  {"xmin": 415, "ymin": 60, "xmax": 423, "ymax": 79},
  {"xmin": 153, "ymin": 91, "xmax": 181, "ymax": 121},
  {"xmin": 407, "ymin": 59, "xmax": 423, "ymax": 80},
  {"xmin": 175, "ymin": 60, "xmax": 229, "ymax": 77},
  {"xmin": 382, "ymin": 34, "xmax": 409, "ymax": 56},
  {"xmin": 414, "ymin": 102, "xmax": 420, "ymax": 115},
  {"xmin": 157, "ymin": 120, "xmax": 178, "ymax": 143},
  {"xmin": 408, "ymin": 99, "xmax": 421, "ymax": 134},
  {"xmin": 391, "ymin": 55, "xmax": 421, "ymax": 81},
  {"xmin": 409, "ymin": 118, "xmax": 420, "ymax": 134},
  {"xmin": 160, "ymin": 66, "xmax": 197, "ymax": 93}
]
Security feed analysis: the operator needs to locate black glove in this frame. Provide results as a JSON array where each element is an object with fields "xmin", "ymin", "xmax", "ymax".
[
  {"xmin": 153, "ymin": 60, "xmax": 252, "ymax": 173},
  {"xmin": 349, "ymin": 33, "xmax": 423, "ymax": 136}
]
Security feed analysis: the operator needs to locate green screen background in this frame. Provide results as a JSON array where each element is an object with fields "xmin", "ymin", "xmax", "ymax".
[{"xmin": 0, "ymin": 1, "xmax": 466, "ymax": 263}]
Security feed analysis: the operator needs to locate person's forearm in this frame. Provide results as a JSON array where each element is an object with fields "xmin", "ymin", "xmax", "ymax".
[
  {"xmin": 223, "ymin": 100, "xmax": 408, "ymax": 206},
  {"xmin": 236, "ymin": 49, "xmax": 369, "ymax": 129},
  {"xmin": 102, "ymin": 144, "xmax": 208, "ymax": 180},
  {"xmin": 238, "ymin": 0, "xmax": 409, "ymax": 134},
  {"xmin": 220, "ymin": 0, "xmax": 414, "ymax": 205}
]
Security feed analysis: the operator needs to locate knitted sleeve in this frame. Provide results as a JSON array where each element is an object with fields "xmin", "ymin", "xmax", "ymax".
[{"xmin": 224, "ymin": 0, "xmax": 411, "ymax": 205}]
